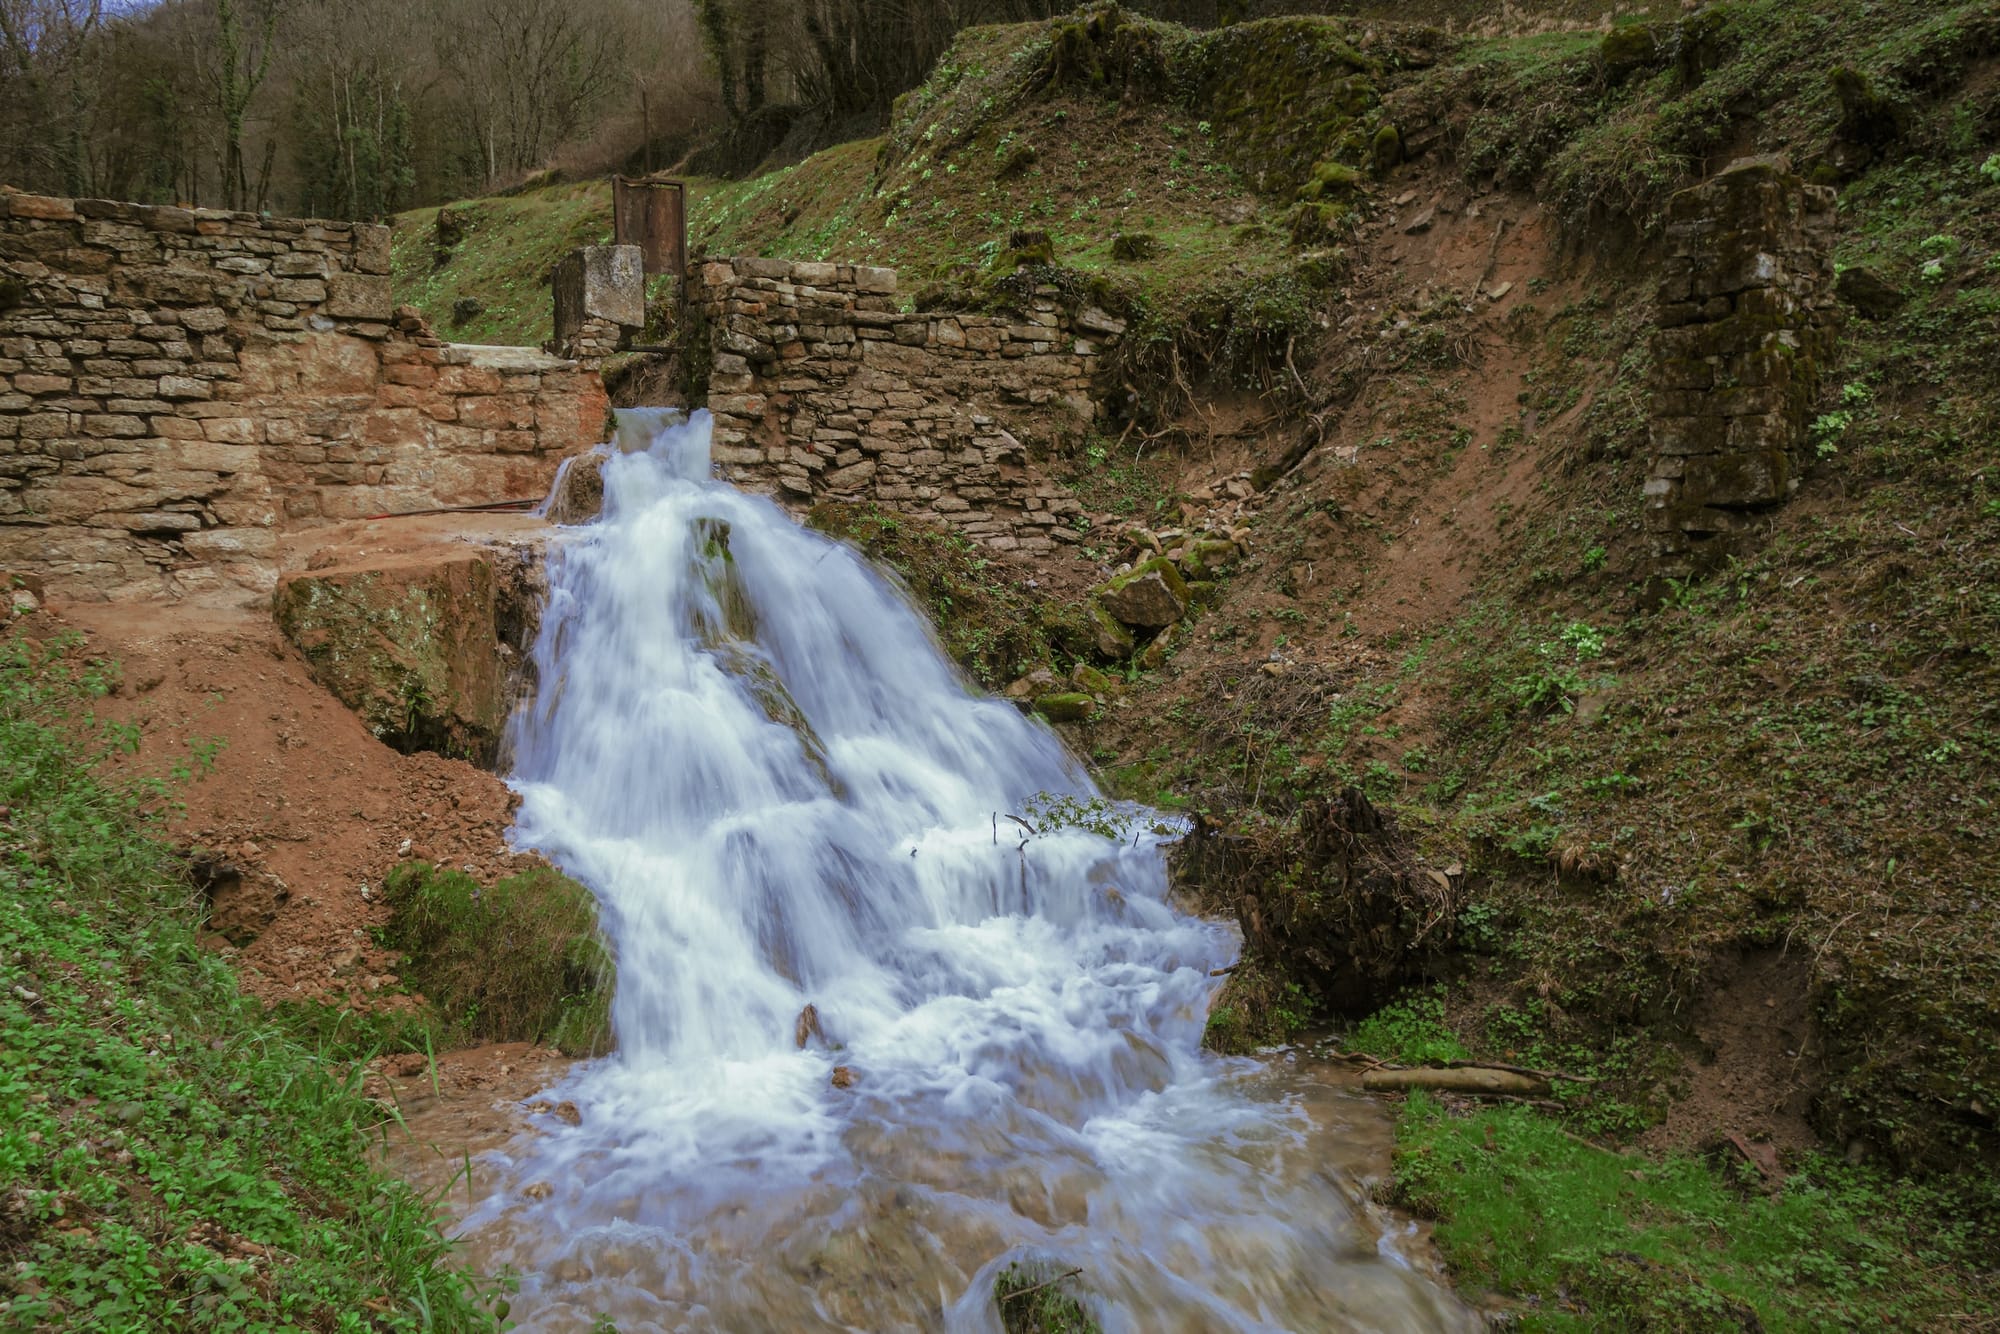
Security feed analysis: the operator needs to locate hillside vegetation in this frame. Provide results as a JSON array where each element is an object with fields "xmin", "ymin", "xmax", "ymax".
[
  {"xmin": 0, "ymin": 632, "xmax": 505, "ymax": 1330},
  {"xmin": 381, "ymin": 0, "xmax": 2000, "ymax": 1322}
]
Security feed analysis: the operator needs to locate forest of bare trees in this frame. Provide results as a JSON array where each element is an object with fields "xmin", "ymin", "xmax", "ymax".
[
  {"xmin": 0, "ymin": 0, "xmax": 716, "ymax": 215},
  {"xmin": 1, "ymin": 0, "xmax": 1258, "ymax": 218}
]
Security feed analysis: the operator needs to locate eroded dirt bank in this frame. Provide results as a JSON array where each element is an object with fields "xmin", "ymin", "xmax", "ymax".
[{"xmin": 43, "ymin": 514, "xmax": 555, "ymax": 1013}]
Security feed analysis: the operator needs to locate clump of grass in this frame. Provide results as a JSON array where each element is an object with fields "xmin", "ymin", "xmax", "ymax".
[
  {"xmin": 1394, "ymin": 1092, "xmax": 1998, "ymax": 1329},
  {"xmin": 993, "ymin": 1260, "xmax": 1100, "ymax": 1334},
  {"xmin": 1202, "ymin": 958, "xmax": 1318, "ymax": 1054},
  {"xmin": 1343, "ymin": 987, "xmax": 1470, "ymax": 1065},
  {"xmin": 0, "ymin": 632, "xmax": 503, "ymax": 1329},
  {"xmin": 379, "ymin": 860, "xmax": 613, "ymax": 1056}
]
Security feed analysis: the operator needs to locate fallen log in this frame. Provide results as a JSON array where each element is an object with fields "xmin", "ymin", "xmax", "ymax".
[{"xmin": 1361, "ymin": 1066, "xmax": 1551, "ymax": 1097}]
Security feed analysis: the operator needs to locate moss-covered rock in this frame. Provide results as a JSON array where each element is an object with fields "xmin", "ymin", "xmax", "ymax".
[
  {"xmin": 1176, "ymin": 538, "xmax": 1239, "ymax": 580},
  {"xmin": 1033, "ymin": 691, "xmax": 1096, "ymax": 722},
  {"xmin": 1831, "ymin": 65, "xmax": 1907, "ymax": 149},
  {"xmin": 381, "ymin": 860, "xmax": 613, "ymax": 1056},
  {"xmin": 1296, "ymin": 160, "xmax": 1362, "ymax": 203},
  {"xmin": 1087, "ymin": 602, "xmax": 1137, "ymax": 659},
  {"xmin": 1110, "ymin": 232, "xmax": 1162, "ymax": 261},
  {"xmin": 991, "ymin": 228, "xmax": 1056, "ymax": 272},
  {"xmin": 1096, "ymin": 556, "xmax": 1188, "ymax": 629},
  {"xmin": 1599, "ymin": 24, "xmax": 1662, "ymax": 85},
  {"xmin": 274, "ymin": 552, "xmax": 525, "ymax": 764},
  {"xmin": 1369, "ymin": 123, "xmax": 1402, "ymax": 175},
  {"xmin": 1071, "ymin": 663, "xmax": 1122, "ymax": 696}
]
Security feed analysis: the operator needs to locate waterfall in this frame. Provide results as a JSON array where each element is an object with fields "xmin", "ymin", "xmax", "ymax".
[{"xmin": 473, "ymin": 408, "xmax": 1473, "ymax": 1331}]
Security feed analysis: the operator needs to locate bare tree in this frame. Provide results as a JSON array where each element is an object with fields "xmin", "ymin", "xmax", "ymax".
[{"xmin": 0, "ymin": 0, "xmax": 103, "ymax": 193}]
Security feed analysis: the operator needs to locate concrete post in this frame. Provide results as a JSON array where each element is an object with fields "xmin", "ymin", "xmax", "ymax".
[{"xmin": 552, "ymin": 245, "xmax": 646, "ymax": 359}]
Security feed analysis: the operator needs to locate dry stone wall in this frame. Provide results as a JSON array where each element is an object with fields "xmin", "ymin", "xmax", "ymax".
[
  {"xmin": 1644, "ymin": 158, "xmax": 1839, "ymax": 575},
  {"xmin": 690, "ymin": 257, "xmax": 1125, "ymax": 553},
  {"xmin": 1, "ymin": 192, "xmax": 609, "ymax": 600}
]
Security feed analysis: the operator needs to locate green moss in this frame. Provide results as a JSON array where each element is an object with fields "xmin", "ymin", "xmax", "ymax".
[
  {"xmin": 1071, "ymin": 663, "xmax": 1121, "ymax": 695},
  {"xmin": 806, "ymin": 501, "xmax": 1093, "ymax": 688},
  {"xmin": 1295, "ymin": 160, "xmax": 1362, "ymax": 203},
  {"xmin": 1369, "ymin": 122, "xmax": 1402, "ymax": 175},
  {"xmin": 380, "ymin": 860, "xmax": 613, "ymax": 1056},
  {"xmin": 1033, "ymin": 691, "xmax": 1095, "ymax": 722},
  {"xmin": 1110, "ymin": 232, "xmax": 1162, "ymax": 261},
  {"xmin": 1830, "ymin": 63, "xmax": 1908, "ymax": 148},
  {"xmin": 1599, "ymin": 23, "xmax": 1662, "ymax": 83}
]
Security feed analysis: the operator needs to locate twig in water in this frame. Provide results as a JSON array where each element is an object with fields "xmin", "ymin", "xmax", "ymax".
[{"xmin": 999, "ymin": 1267, "xmax": 1085, "ymax": 1304}]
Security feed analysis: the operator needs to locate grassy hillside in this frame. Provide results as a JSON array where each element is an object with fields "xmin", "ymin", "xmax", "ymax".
[
  {"xmin": 0, "ymin": 631, "xmax": 504, "ymax": 1330},
  {"xmin": 391, "ymin": 182, "xmax": 615, "ymax": 347}
]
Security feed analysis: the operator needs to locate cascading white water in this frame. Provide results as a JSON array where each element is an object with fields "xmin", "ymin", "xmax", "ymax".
[{"xmin": 472, "ymin": 408, "xmax": 1476, "ymax": 1331}]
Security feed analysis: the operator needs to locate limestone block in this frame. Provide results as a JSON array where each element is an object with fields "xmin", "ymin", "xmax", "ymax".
[
  {"xmin": 553, "ymin": 245, "xmax": 645, "ymax": 349},
  {"xmin": 274, "ymin": 252, "xmax": 330, "ymax": 278},
  {"xmin": 274, "ymin": 554, "xmax": 510, "ymax": 762},
  {"xmin": 7, "ymin": 194, "xmax": 76, "ymax": 221},
  {"xmin": 202, "ymin": 417, "xmax": 262, "ymax": 444},
  {"xmin": 853, "ymin": 266, "xmax": 898, "ymax": 294},
  {"xmin": 352, "ymin": 224, "xmax": 392, "ymax": 275},
  {"xmin": 325, "ymin": 273, "xmax": 393, "ymax": 320}
]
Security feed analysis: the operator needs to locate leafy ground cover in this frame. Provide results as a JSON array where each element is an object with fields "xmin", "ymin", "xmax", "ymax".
[
  {"xmin": 1345, "ymin": 999, "xmax": 1997, "ymax": 1328},
  {"xmin": 0, "ymin": 632, "xmax": 504, "ymax": 1330}
]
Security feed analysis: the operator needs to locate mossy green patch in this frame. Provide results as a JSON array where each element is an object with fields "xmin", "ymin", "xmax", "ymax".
[
  {"xmin": 1394, "ymin": 1093, "xmax": 1997, "ymax": 1328},
  {"xmin": 380, "ymin": 861, "xmax": 613, "ymax": 1056},
  {"xmin": 1032, "ymin": 691, "xmax": 1095, "ymax": 723},
  {"xmin": 806, "ymin": 501, "xmax": 1095, "ymax": 689}
]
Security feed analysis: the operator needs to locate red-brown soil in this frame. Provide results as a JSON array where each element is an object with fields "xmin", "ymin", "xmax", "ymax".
[{"xmin": 44, "ymin": 513, "xmax": 557, "ymax": 1012}]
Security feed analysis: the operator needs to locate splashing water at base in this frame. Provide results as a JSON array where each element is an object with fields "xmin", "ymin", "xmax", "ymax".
[{"xmin": 470, "ymin": 408, "xmax": 1476, "ymax": 1331}]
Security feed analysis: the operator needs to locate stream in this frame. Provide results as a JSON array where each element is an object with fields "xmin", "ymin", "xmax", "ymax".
[{"xmin": 418, "ymin": 408, "xmax": 1475, "ymax": 1331}]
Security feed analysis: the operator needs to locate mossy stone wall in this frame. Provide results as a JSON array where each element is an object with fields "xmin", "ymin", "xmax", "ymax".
[{"xmin": 1643, "ymin": 158, "xmax": 1839, "ymax": 576}]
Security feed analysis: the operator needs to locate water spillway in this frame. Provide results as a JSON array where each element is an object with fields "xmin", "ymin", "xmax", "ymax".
[{"xmin": 479, "ymin": 408, "xmax": 1474, "ymax": 1330}]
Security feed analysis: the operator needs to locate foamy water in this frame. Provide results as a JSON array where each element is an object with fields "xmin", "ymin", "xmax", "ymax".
[{"xmin": 466, "ymin": 408, "xmax": 1474, "ymax": 1331}]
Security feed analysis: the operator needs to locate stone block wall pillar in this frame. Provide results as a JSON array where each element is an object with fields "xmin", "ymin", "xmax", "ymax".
[
  {"xmin": 1644, "ymin": 156, "xmax": 1839, "ymax": 576},
  {"xmin": 552, "ymin": 245, "xmax": 646, "ymax": 359}
]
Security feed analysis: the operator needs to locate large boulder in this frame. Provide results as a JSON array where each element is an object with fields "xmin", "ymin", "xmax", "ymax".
[
  {"xmin": 1096, "ymin": 556, "xmax": 1189, "ymax": 630},
  {"xmin": 274, "ymin": 551, "xmax": 527, "ymax": 764}
]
